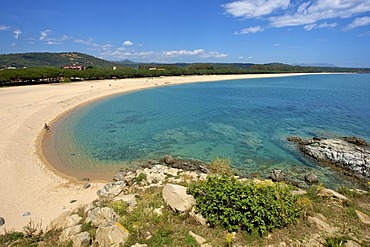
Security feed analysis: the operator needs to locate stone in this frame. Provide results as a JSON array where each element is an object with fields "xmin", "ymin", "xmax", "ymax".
[
  {"xmin": 291, "ymin": 189, "xmax": 307, "ymax": 196},
  {"xmin": 345, "ymin": 240, "xmax": 361, "ymax": 247},
  {"xmin": 269, "ymin": 169, "xmax": 286, "ymax": 182},
  {"xmin": 59, "ymin": 225, "xmax": 82, "ymax": 242},
  {"xmin": 95, "ymin": 221, "xmax": 129, "ymax": 247},
  {"xmin": 164, "ymin": 155, "xmax": 174, "ymax": 164},
  {"xmin": 83, "ymin": 183, "xmax": 91, "ymax": 189},
  {"xmin": 307, "ymin": 216, "xmax": 336, "ymax": 234},
  {"xmin": 162, "ymin": 184, "xmax": 196, "ymax": 213},
  {"xmin": 72, "ymin": 231, "xmax": 90, "ymax": 247},
  {"xmin": 86, "ymin": 207, "xmax": 118, "ymax": 227},
  {"xmin": 343, "ymin": 136, "xmax": 368, "ymax": 146},
  {"xmin": 49, "ymin": 210, "xmax": 72, "ymax": 230},
  {"xmin": 23, "ymin": 212, "xmax": 31, "ymax": 216},
  {"xmin": 82, "ymin": 177, "xmax": 90, "ymax": 181},
  {"xmin": 287, "ymin": 136, "xmax": 302, "ymax": 142},
  {"xmin": 114, "ymin": 194, "xmax": 137, "ymax": 212},
  {"xmin": 131, "ymin": 244, "xmax": 148, "ymax": 247},
  {"xmin": 70, "ymin": 199, "xmax": 77, "ymax": 203},
  {"xmin": 65, "ymin": 214, "xmax": 82, "ymax": 228},
  {"xmin": 189, "ymin": 231, "xmax": 207, "ymax": 245},
  {"xmin": 190, "ymin": 207, "xmax": 208, "ymax": 226},
  {"xmin": 0, "ymin": 217, "xmax": 4, "ymax": 226},
  {"xmin": 355, "ymin": 210, "xmax": 370, "ymax": 225},
  {"xmin": 113, "ymin": 171, "xmax": 127, "ymax": 181},
  {"xmin": 318, "ymin": 188, "xmax": 349, "ymax": 201},
  {"xmin": 305, "ymin": 173, "xmax": 318, "ymax": 184},
  {"xmin": 97, "ymin": 181, "xmax": 125, "ymax": 200}
]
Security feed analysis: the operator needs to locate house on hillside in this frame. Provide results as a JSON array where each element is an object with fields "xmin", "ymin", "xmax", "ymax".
[{"xmin": 63, "ymin": 65, "xmax": 86, "ymax": 70}]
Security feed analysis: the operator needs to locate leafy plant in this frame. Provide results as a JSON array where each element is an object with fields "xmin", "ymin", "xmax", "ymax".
[
  {"xmin": 324, "ymin": 236, "xmax": 349, "ymax": 247},
  {"xmin": 188, "ymin": 175, "xmax": 301, "ymax": 236},
  {"xmin": 135, "ymin": 173, "xmax": 147, "ymax": 184},
  {"xmin": 209, "ymin": 157, "xmax": 234, "ymax": 177}
]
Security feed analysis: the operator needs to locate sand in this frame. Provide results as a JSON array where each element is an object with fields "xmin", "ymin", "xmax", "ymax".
[{"xmin": 0, "ymin": 73, "xmax": 307, "ymax": 233}]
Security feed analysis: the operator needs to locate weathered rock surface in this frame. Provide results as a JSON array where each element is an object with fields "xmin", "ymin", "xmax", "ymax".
[
  {"xmin": 85, "ymin": 207, "xmax": 118, "ymax": 227},
  {"xmin": 0, "ymin": 217, "xmax": 4, "ymax": 226},
  {"xmin": 190, "ymin": 207, "xmax": 208, "ymax": 226},
  {"xmin": 162, "ymin": 184, "xmax": 196, "ymax": 212},
  {"xmin": 289, "ymin": 137, "xmax": 370, "ymax": 181},
  {"xmin": 95, "ymin": 221, "xmax": 129, "ymax": 247},
  {"xmin": 317, "ymin": 188, "xmax": 349, "ymax": 201},
  {"xmin": 59, "ymin": 225, "xmax": 82, "ymax": 242},
  {"xmin": 164, "ymin": 155, "xmax": 174, "ymax": 164},
  {"xmin": 71, "ymin": 231, "xmax": 90, "ymax": 247},
  {"xmin": 355, "ymin": 210, "xmax": 370, "ymax": 225},
  {"xmin": 307, "ymin": 216, "xmax": 337, "ymax": 234},
  {"xmin": 189, "ymin": 231, "xmax": 210, "ymax": 246},
  {"xmin": 305, "ymin": 173, "xmax": 318, "ymax": 184},
  {"xmin": 97, "ymin": 181, "xmax": 126, "ymax": 200},
  {"xmin": 269, "ymin": 169, "xmax": 286, "ymax": 182}
]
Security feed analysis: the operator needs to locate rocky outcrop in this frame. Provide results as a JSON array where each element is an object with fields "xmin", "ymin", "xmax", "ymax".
[
  {"xmin": 305, "ymin": 173, "xmax": 318, "ymax": 184},
  {"xmin": 288, "ymin": 137, "xmax": 370, "ymax": 181},
  {"xmin": 95, "ymin": 221, "xmax": 129, "ymax": 247},
  {"xmin": 162, "ymin": 184, "xmax": 196, "ymax": 212},
  {"xmin": 269, "ymin": 169, "xmax": 286, "ymax": 182}
]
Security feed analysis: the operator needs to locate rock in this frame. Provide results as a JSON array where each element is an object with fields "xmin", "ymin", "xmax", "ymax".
[
  {"xmin": 269, "ymin": 169, "xmax": 286, "ymax": 182},
  {"xmin": 114, "ymin": 194, "xmax": 137, "ymax": 212},
  {"xmin": 65, "ymin": 214, "xmax": 82, "ymax": 228},
  {"xmin": 307, "ymin": 216, "xmax": 337, "ymax": 234},
  {"xmin": 343, "ymin": 137, "xmax": 368, "ymax": 146},
  {"xmin": 189, "ymin": 231, "xmax": 207, "ymax": 245},
  {"xmin": 305, "ymin": 173, "xmax": 318, "ymax": 184},
  {"xmin": 83, "ymin": 183, "xmax": 91, "ymax": 189},
  {"xmin": 345, "ymin": 240, "xmax": 361, "ymax": 247},
  {"xmin": 97, "ymin": 181, "xmax": 125, "ymax": 200},
  {"xmin": 0, "ymin": 217, "xmax": 4, "ymax": 226},
  {"xmin": 287, "ymin": 136, "xmax": 302, "ymax": 142},
  {"xmin": 23, "ymin": 212, "xmax": 31, "ymax": 216},
  {"xmin": 95, "ymin": 221, "xmax": 129, "ymax": 247},
  {"xmin": 291, "ymin": 189, "xmax": 307, "ymax": 196},
  {"xmin": 162, "ymin": 184, "xmax": 196, "ymax": 213},
  {"xmin": 113, "ymin": 171, "xmax": 127, "ymax": 181},
  {"xmin": 190, "ymin": 207, "xmax": 208, "ymax": 226},
  {"xmin": 318, "ymin": 188, "xmax": 349, "ymax": 201},
  {"xmin": 355, "ymin": 210, "xmax": 370, "ymax": 225},
  {"xmin": 82, "ymin": 177, "xmax": 90, "ymax": 181},
  {"xmin": 72, "ymin": 231, "xmax": 90, "ymax": 247},
  {"xmin": 86, "ymin": 207, "xmax": 118, "ymax": 227},
  {"xmin": 164, "ymin": 155, "xmax": 174, "ymax": 165},
  {"xmin": 59, "ymin": 225, "xmax": 82, "ymax": 242},
  {"xmin": 70, "ymin": 200, "xmax": 77, "ymax": 203},
  {"xmin": 49, "ymin": 210, "xmax": 72, "ymax": 230},
  {"xmin": 171, "ymin": 160, "xmax": 209, "ymax": 173}
]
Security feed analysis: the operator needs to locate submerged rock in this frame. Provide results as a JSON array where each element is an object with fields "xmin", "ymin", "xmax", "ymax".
[
  {"xmin": 269, "ymin": 169, "xmax": 286, "ymax": 182},
  {"xmin": 164, "ymin": 155, "xmax": 174, "ymax": 165},
  {"xmin": 305, "ymin": 173, "xmax": 319, "ymax": 184}
]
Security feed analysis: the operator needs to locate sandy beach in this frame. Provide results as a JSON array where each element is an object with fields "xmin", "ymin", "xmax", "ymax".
[{"xmin": 0, "ymin": 73, "xmax": 308, "ymax": 233}]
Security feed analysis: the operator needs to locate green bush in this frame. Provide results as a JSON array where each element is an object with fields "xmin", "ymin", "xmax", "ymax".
[{"xmin": 187, "ymin": 175, "xmax": 301, "ymax": 236}]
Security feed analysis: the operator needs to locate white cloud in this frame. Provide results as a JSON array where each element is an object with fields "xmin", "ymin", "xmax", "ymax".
[
  {"xmin": 163, "ymin": 49, "xmax": 205, "ymax": 56},
  {"xmin": 269, "ymin": 0, "xmax": 370, "ymax": 28},
  {"xmin": 273, "ymin": 43, "xmax": 280, "ymax": 46},
  {"xmin": 224, "ymin": 0, "xmax": 290, "ymax": 18},
  {"xmin": 13, "ymin": 29, "xmax": 21, "ymax": 39},
  {"xmin": 236, "ymin": 26, "xmax": 264, "ymax": 34},
  {"xmin": 40, "ymin": 30, "xmax": 52, "ymax": 40},
  {"xmin": 201, "ymin": 51, "xmax": 228, "ymax": 59},
  {"xmin": 304, "ymin": 22, "xmax": 337, "ymax": 31},
  {"xmin": 0, "ymin": 24, "xmax": 10, "ymax": 31},
  {"xmin": 123, "ymin": 40, "xmax": 133, "ymax": 46},
  {"xmin": 344, "ymin": 16, "xmax": 370, "ymax": 30},
  {"xmin": 47, "ymin": 41, "xmax": 61, "ymax": 45},
  {"xmin": 248, "ymin": 55, "xmax": 253, "ymax": 59},
  {"xmin": 238, "ymin": 56, "xmax": 244, "ymax": 59}
]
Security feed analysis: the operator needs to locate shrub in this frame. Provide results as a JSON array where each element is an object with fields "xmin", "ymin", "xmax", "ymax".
[
  {"xmin": 209, "ymin": 157, "xmax": 234, "ymax": 176},
  {"xmin": 187, "ymin": 175, "xmax": 301, "ymax": 236},
  {"xmin": 135, "ymin": 172, "xmax": 147, "ymax": 184}
]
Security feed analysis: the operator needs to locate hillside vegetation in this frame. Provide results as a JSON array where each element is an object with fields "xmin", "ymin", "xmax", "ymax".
[{"xmin": 1, "ymin": 52, "xmax": 370, "ymax": 86}]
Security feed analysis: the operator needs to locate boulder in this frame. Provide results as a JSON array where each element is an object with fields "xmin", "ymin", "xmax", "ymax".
[
  {"xmin": 305, "ymin": 173, "xmax": 318, "ymax": 184},
  {"xmin": 317, "ymin": 188, "xmax": 348, "ymax": 201},
  {"xmin": 290, "ymin": 189, "xmax": 307, "ymax": 196},
  {"xmin": 269, "ymin": 169, "xmax": 286, "ymax": 182},
  {"xmin": 83, "ymin": 183, "xmax": 91, "ymax": 189},
  {"xmin": 114, "ymin": 194, "xmax": 137, "ymax": 212},
  {"xmin": 49, "ymin": 210, "xmax": 72, "ymax": 230},
  {"xmin": 86, "ymin": 207, "xmax": 118, "ymax": 227},
  {"xmin": 113, "ymin": 171, "xmax": 127, "ymax": 181},
  {"xmin": 164, "ymin": 155, "xmax": 174, "ymax": 165},
  {"xmin": 287, "ymin": 136, "xmax": 302, "ymax": 142},
  {"xmin": 355, "ymin": 210, "xmax": 370, "ymax": 225},
  {"xmin": 71, "ymin": 231, "xmax": 90, "ymax": 247},
  {"xmin": 0, "ymin": 217, "xmax": 4, "ymax": 226},
  {"xmin": 343, "ymin": 137, "xmax": 368, "ymax": 146},
  {"xmin": 307, "ymin": 216, "xmax": 337, "ymax": 234},
  {"xmin": 190, "ymin": 207, "xmax": 208, "ymax": 226},
  {"xmin": 59, "ymin": 225, "xmax": 82, "ymax": 242},
  {"xmin": 97, "ymin": 181, "xmax": 125, "ymax": 200},
  {"xmin": 131, "ymin": 244, "xmax": 148, "ymax": 247},
  {"xmin": 64, "ymin": 214, "xmax": 82, "ymax": 229},
  {"xmin": 162, "ymin": 184, "xmax": 196, "ymax": 213},
  {"xmin": 189, "ymin": 231, "xmax": 208, "ymax": 245},
  {"xmin": 95, "ymin": 221, "xmax": 129, "ymax": 247}
]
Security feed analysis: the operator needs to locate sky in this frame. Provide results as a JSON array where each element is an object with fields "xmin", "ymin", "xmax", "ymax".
[{"xmin": 1, "ymin": 0, "xmax": 370, "ymax": 67}]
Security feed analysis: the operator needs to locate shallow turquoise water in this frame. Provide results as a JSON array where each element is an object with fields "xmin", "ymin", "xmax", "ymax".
[{"xmin": 53, "ymin": 74, "xmax": 370, "ymax": 186}]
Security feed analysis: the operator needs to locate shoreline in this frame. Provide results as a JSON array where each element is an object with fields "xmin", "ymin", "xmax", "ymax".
[{"xmin": 0, "ymin": 73, "xmax": 324, "ymax": 233}]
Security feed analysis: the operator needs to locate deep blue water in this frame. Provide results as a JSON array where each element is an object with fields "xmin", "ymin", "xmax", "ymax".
[{"xmin": 53, "ymin": 74, "xmax": 370, "ymax": 186}]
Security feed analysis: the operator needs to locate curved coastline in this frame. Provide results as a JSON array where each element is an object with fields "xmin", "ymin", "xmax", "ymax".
[{"xmin": 0, "ymin": 73, "xmax": 318, "ymax": 233}]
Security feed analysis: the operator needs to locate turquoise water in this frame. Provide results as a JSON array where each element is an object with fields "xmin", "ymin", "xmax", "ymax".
[{"xmin": 53, "ymin": 74, "xmax": 370, "ymax": 186}]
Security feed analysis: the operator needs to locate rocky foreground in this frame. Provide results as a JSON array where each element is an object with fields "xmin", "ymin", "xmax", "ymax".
[{"xmin": 288, "ymin": 136, "xmax": 370, "ymax": 182}]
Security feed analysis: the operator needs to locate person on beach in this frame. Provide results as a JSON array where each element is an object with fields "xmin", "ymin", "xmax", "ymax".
[{"xmin": 44, "ymin": 123, "xmax": 50, "ymax": 131}]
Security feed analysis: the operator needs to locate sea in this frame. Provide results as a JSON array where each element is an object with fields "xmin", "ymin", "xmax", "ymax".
[{"xmin": 47, "ymin": 74, "xmax": 370, "ymax": 187}]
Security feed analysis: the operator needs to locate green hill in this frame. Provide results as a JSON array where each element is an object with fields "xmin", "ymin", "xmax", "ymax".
[{"xmin": 0, "ymin": 52, "xmax": 116, "ymax": 68}]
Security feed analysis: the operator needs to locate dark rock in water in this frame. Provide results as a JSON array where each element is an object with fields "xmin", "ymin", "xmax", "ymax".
[
  {"xmin": 23, "ymin": 212, "xmax": 31, "ymax": 217},
  {"xmin": 171, "ymin": 160, "xmax": 209, "ymax": 174},
  {"xmin": 313, "ymin": 137, "xmax": 322, "ymax": 141},
  {"xmin": 287, "ymin": 136, "xmax": 302, "ymax": 143},
  {"xmin": 113, "ymin": 171, "xmax": 126, "ymax": 181},
  {"xmin": 269, "ymin": 169, "xmax": 286, "ymax": 182},
  {"xmin": 0, "ymin": 217, "xmax": 4, "ymax": 226},
  {"xmin": 82, "ymin": 177, "xmax": 90, "ymax": 181},
  {"xmin": 305, "ymin": 173, "xmax": 319, "ymax": 184},
  {"xmin": 83, "ymin": 183, "xmax": 91, "ymax": 189},
  {"xmin": 70, "ymin": 200, "xmax": 77, "ymax": 203},
  {"xmin": 164, "ymin": 155, "xmax": 174, "ymax": 165},
  {"xmin": 342, "ymin": 136, "xmax": 368, "ymax": 146}
]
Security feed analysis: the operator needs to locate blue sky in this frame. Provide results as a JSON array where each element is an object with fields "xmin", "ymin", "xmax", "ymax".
[{"xmin": 1, "ymin": 0, "xmax": 370, "ymax": 67}]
